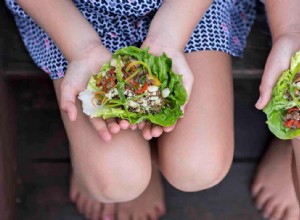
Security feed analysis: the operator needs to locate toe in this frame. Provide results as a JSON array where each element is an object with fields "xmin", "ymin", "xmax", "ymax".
[
  {"xmin": 132, "ymin": 214, "xmax": 140, "ymax": 220},
  {"xmin": 118, "ymin": 210, "xmax": 130, "ymax": 220},
  {"xmin": 102, "ymin": 203, "xmax": 116, "ymax": 220},
  {"xmin": 282, "ymin": 206, "xmax": 300, "ymax": 220},
  {"xmin": 76, "ymin": 194, "xmax": 87, "ymax": 215},
  {"xmin": 69, "ymin": 178, "xmax": 79, "ymax": 203},
  {"xmin": 269, "ymin": 205, "xmax": 285, "ymax": 220},
  {"xmin": 255, "ymin": 189, "xmax": 270, "ymax": 210},
  {"xmin": 147, "ymin": 210, "xmax": 158, "ymax": 220},
  {"xmin": 155, "ymin": 202, "xmax": 166, "ymax": 217},
  {"xmin": 84, "ymin": 199, "xmax": 95, "ymax": 219},
  {"xmin": 262, "ymin": 199, "xmax": 276, "ymax": 219},
  {"xmin": 91, "ymin": 203, "xmax": 102, "ymax": 220},
  {"xmin": 251, "ymin": 181, "xmax": 263, "ymax": 198}
]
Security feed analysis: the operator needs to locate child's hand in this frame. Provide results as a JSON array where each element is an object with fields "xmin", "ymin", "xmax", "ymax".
[
  {"xmin": 119, "ymin": 42, "xmax": 194, "ymax": 140},
  {"xmin": 60, "ymin": 44, "xmax": 121, "ymax": 142},
  {"xmin": 256, "ymin": 33, "xmax": 300, "ymax": 109}
]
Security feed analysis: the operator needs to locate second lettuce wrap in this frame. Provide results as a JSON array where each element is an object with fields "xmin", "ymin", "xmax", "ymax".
[{"xmin": 264, "ymin": 51, "xmax": 300, "ymax": 139}]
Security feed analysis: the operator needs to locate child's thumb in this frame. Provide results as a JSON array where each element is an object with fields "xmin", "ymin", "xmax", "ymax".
[{"xmin": 255, "ymin": 83, "xmax": 272, "ymax": 110}]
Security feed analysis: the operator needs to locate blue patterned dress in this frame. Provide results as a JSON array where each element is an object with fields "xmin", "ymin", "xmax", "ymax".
[{"xmin": 5, "ymin": 0, "xmax": 256, "ymax": 79}]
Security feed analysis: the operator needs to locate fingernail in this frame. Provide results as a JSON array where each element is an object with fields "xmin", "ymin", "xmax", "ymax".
[{"xmin": 104, "ymin": 216, "xmax": 113, "ymax": 220}]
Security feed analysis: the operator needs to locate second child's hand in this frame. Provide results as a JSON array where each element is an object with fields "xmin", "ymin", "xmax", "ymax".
[
  {"xmin": 60, "ymin": 44, "xmax": 121, "ymax": 142},
  {"xmin": 255, "ymin": 33, "xmax": 300, "ymax": 110}
]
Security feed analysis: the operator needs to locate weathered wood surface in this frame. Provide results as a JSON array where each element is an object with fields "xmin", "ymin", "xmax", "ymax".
[
  {"xmin": 2, "ymin": 1, "xmax": 274, "ymax": 219},
  {"xmin": 0, "ymin": 79, "xmax": 17, "ymax": 220}
]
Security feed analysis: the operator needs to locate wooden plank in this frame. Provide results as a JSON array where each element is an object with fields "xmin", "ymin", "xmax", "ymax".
[
  {"xmin": 234, "ymin": 79, "xmax": 271, "ymax": 159},
  {"xmin": 16, "ymin": 162, "xmax": 263, "ymax": 220},
  {"xmin": 0, "ymin": 78, "xmax": 16, "ymax": 220}
]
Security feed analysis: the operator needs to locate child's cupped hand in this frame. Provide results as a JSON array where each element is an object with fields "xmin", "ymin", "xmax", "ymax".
[
  {"xmin": 256, "ymin": 32, "xmax": 300, "ymax": 110},
  {"xmin": 118, "ymin": 42, "xmax": 194, "ymax": 140},
  {"xmin": 60, "ymin": 44, "xmax": 121, "ymax": 142}
]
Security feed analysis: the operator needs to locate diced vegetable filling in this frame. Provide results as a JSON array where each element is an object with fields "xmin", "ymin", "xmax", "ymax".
[
  {"xmin": 92, "ymin": 56, "xmax": 170, "ymax": 114},
  {"xmin": 283, "ymin": 107, "xmax": 300, "ymax": 129}
]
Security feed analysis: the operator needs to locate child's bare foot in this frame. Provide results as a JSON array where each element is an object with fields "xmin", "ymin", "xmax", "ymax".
[
  {"xmin": 117, "ymin": 165, "xmax": 166, "ymax": 220},
  {"xmin": 69, "ymin": 165, "xmax": 166, "ymax": 220},
  {"xmin": 252, "ymin": 139, "xmax": 300, "ymax": 220},
  {"xmin": 69, "ymin": 174, "xmax": 116, "ymax": 220}
]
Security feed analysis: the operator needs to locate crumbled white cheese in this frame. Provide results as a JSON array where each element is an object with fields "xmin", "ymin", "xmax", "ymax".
[
  {"xmin": 295, "ymin": 82, "xmax": 300, "ymax": 89},
  {"xmin": 105, "ymin": 88, "xmax": 118, "ymax": 99},
  {"xmin": 110, "ymin": 59, "xmax": 117, "ymax": 67},
  {"xmin": 140, "ymin": 99, "xmax": 148, "ymax": 107},
  {"xmin": 154, "ymin": 99, "xmax": 162, "ymax": 105},
  {"xmin": 147, "ymin": 86, "xmax": 159, "ymax": 92},
  {"xmin": 110, "ymin": 58, "xmax": 124, "ymax": 67},
  {"xmin": 162, "ymin": 88, "xmax": 170, "ymax": 98},
  {"xmin": 124, "ymin": 89, "xmax": 134, "ymax": 97},
  {"xmin": 129, "ymin": 100, "xmax": 139, "ymax": 108},
  {"xmin": 149, "ymin": 96, "xmax": 159, "ymax": 101}
]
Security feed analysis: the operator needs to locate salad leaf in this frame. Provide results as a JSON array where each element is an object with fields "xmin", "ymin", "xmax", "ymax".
[{"xmin": 264, "ymin": 50, "xmax": 300, "ymax": 139}]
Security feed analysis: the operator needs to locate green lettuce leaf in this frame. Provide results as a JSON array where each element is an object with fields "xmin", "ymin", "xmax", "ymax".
[{"xmin": 264, "ymin": 50, "xmax": 300, "ymax": 139}]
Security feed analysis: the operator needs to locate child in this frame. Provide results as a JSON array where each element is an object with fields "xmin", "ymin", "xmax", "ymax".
[
  {"xmin": 5, "ymin": 0, "xmax": 255, "ymax": 219},
  {"xmin": 253, "ymin": 0, "xmax": 300, "ymax": 219}
]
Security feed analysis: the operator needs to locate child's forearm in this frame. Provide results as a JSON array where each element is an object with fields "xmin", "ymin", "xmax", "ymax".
[
  {"xmin": 265, "ymin": 0, "xmax": 300, "ymax": 42},
  {"xmin": 16, "ymin": 0, "xmax": 104, "ymax": 62},
  {"xmin": 145, "ymin": 0, "xmax": 212, "ymax": 51}
]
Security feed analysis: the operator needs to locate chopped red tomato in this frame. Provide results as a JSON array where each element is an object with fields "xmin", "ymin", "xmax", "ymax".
[
  {"xmin": 108, "ymin": 67, "xmax": 115, "ymax": 75},
  {"xmin": 285, "ymin": 119, "xmax": 295, "ymax": 128},
  {"xmin": 103, "ymin": 78, "xmax": 116, "ymax": 93},
  {"xmin": 287, "ymin": 107, "xmax": 299, "ymax": 114},
  {"xmin": 135, "ymin": 82, "xmax": 148, "ymax": 94}
]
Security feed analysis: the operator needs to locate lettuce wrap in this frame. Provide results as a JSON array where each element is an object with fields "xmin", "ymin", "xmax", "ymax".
[
  {"xmin": 264, "ymin": 50, "xmax": 300, "ymax": 139},
  {"xmin": 78, "ymin": 46, "xmax": 187, "ymax": 127}
]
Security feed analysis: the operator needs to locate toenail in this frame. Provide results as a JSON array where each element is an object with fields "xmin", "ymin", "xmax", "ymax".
[
  {"xmin": 256, "ymin": 205, "xmax": 262, "ymax": 210},
  {"xmin": 263, "ymin": 214, "xmax": 269, "ymax": 219}
]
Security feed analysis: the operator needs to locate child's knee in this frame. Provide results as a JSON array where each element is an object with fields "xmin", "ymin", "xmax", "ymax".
[
  {"xmin": 75, "ymin": 156, "xmax": 152, "ymax": 203},
  {"xmin": 163, "ymin": 143, "xmax": 233, "ymax": 192}
]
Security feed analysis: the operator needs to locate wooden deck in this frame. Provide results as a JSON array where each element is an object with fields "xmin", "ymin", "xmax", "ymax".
[{"xmin": 1, "ymin": 1, "xmax": 273, "ymax": 219}]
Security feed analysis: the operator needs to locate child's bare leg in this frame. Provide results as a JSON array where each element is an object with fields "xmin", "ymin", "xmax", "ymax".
[
  {"xmin": 118, "ymin": 163, "xmax": 166, "ymax": 220},
  {"xmin": 252, "ymin": 139, "xmax": 299, "ymax": 220},
  {"xmin": 158, "ymin": 51, "xmax": 234, "ymax": 191},
  {"xmin": 292, "ymin": 139, "xmax": 300, "ymax": 202},
  {"xmin": 53, "ymin": 79, "xmax": 157, "ymax": 219}
]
